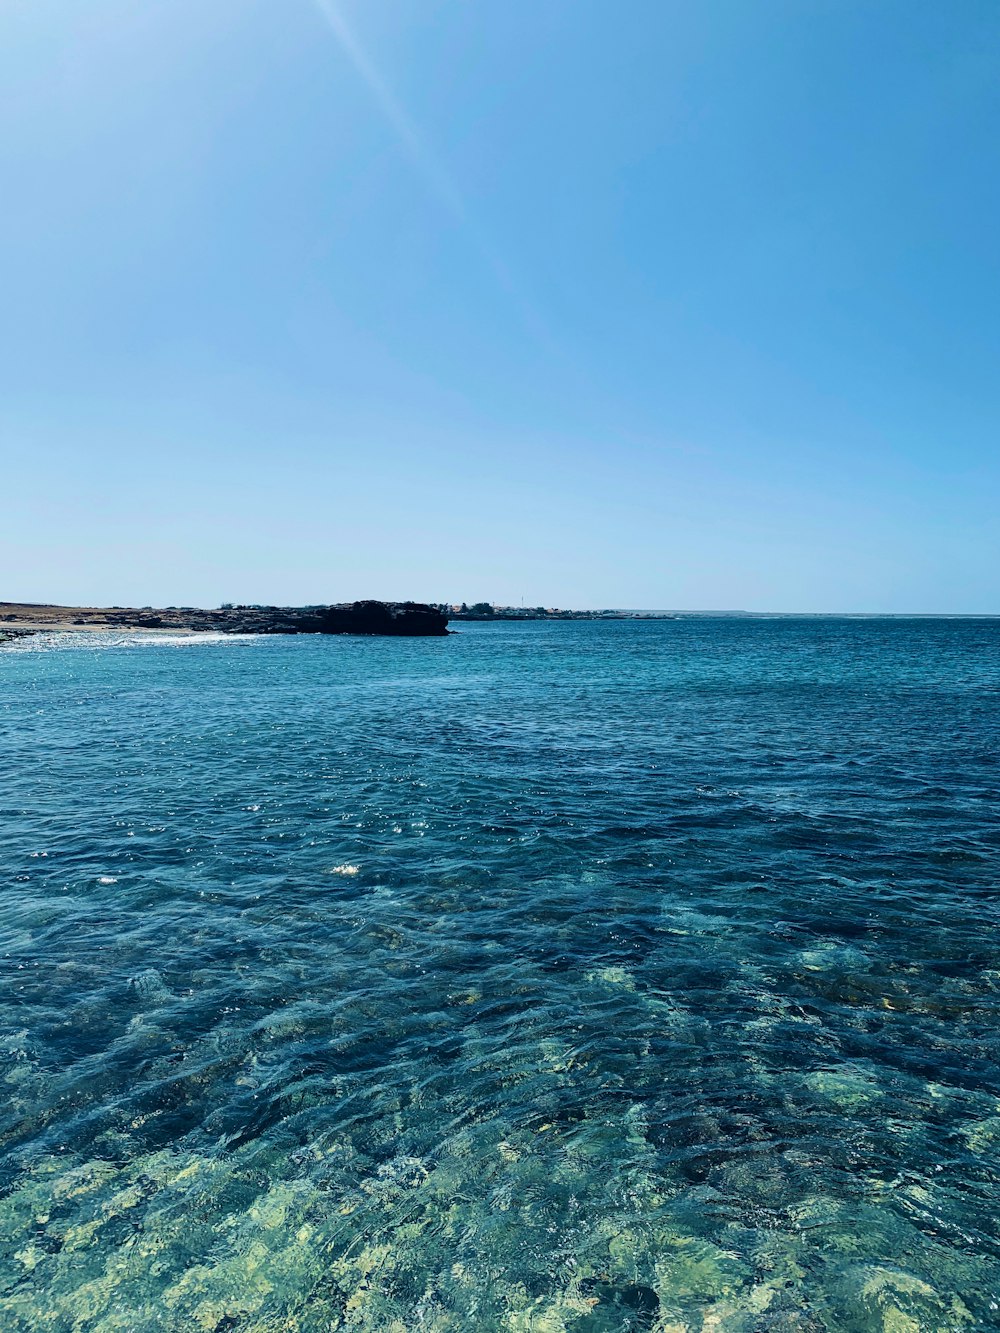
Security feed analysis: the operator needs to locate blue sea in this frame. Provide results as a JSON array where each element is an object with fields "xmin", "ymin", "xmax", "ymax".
[{"xmin": 1, "ymin": 617, "xmax": 999, "ymax": 1332}]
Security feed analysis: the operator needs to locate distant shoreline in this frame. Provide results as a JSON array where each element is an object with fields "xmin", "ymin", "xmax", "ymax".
[
  {"xmin": 448, "ymin": 611, "xmax": 679, "ymax": 621},
  {"xmin": 2, "ymin": 603, "xmax": 997, "ymax": 646},
  {"xmin": 0, "ymin": 601, "xmax": 449, "ymax": 639}
]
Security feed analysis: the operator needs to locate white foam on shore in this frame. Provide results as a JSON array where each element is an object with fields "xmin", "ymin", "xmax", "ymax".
[{"xmin": 3, "ymin": 631, "xmax": 260, "ymax": 652}]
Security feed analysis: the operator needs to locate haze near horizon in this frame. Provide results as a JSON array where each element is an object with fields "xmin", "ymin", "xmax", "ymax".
[{"xmin": 2, "ymin": 0, "xmax": 998, "ymax": 612}]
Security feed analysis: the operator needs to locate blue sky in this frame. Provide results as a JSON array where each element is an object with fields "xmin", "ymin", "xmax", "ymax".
[{"xmin": 2, "ymin": 0, "xmax": 998, "ymax": 611}]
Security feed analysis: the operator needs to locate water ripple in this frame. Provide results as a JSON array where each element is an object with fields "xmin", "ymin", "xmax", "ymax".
[{"xmin": 1, "ymin": 619, "xmax": 999, "ymax": 1330}]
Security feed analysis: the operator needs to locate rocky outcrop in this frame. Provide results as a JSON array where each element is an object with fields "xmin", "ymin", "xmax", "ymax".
[
  {"xmin": 0, "ymin": 600, "xmax": 450, "ymax": 637},
  {"xmin": 314, "ymin": 600, "xmax": 449, "ymax": 636},
  {"xmin": 202, "ymin": 601, "xmax": 450, "ymax": 636}
]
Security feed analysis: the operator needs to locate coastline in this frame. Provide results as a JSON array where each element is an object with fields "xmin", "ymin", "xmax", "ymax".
[{"xmin": 0, "ymin": 600, "xmax": 449, "ymax": 639}]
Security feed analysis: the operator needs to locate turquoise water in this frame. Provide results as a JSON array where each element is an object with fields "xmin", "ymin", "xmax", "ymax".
[{"xmin": 1, "ymin": 618, "xmax": 999, "ymax": 1332}]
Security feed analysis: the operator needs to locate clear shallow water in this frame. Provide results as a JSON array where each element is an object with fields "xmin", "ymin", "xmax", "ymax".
[{"xmin": 1, "ymin": 618, "xmax": 999, "ymax": 1332}]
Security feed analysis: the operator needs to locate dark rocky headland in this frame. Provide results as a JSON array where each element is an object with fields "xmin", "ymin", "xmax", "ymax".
[{"xmin": 0, "ymin": 600, "xmax": 449, "ymax": 639}]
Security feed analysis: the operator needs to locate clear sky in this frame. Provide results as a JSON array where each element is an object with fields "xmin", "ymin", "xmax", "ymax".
[{"xmin": 2, "ymin": 0, "xmax": 999, "ymax": 611}]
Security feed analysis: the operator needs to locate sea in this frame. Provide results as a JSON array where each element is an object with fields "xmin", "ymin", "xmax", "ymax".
[{"xmin": 1, "ymin": 616, "xmax": 999, "ymax": 1332}]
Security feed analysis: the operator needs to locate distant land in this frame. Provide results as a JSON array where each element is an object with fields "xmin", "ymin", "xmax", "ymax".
[
  {"xmin": 444, "ymin": 603, "xmax": 677, "ymax": 620},
  {"xmin": 0, "ymin": 601, "xmax": 685, "ymax": 644},
  {"xmin": 3, "ymin": 604, "xmax": 990, "ymax": 646},
  {"xmin": 0, "ymin": 601, "xmax": 449, "ymax": 639}
]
